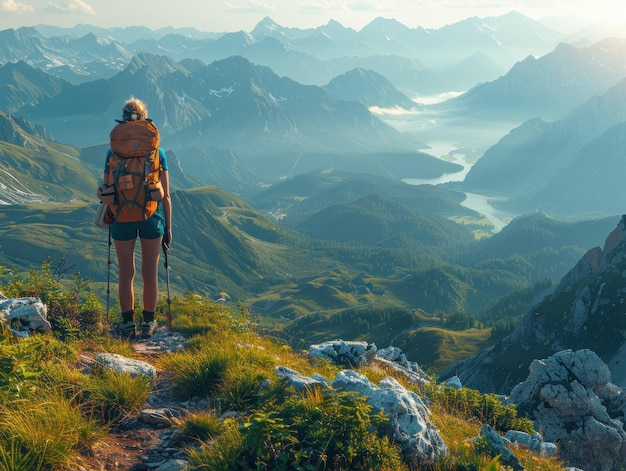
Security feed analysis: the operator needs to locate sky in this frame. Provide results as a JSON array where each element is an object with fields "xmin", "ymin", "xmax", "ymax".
[{"xmin": 1, "ymin": 0, "xmax": 625, "ymax": 33}]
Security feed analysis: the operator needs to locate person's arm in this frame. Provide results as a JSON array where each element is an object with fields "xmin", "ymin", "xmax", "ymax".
[
  {"xmin": 161, "ymin": 170, "xmax": 172, "ymax": 249},
  {"xmin": 103, "ymin": 150, "xmax": 112, "ymax": 185},
  {"xmin": 97, "ymin": 153, "xmax": 113, "ymax": 200}
]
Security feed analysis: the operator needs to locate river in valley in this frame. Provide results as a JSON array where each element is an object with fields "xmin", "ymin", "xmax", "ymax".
[
  {"xmin": 403, "ymin": 143, "xmax": 510, "ymax": 232},
  {"xmin": 375, "ymin": 107, "xmax": 514, "ymax": 233}
]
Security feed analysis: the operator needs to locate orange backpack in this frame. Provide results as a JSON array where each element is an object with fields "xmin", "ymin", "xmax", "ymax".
[{"xmin": 107, "ymin": 119, "xmax": 163, "ymax": 223}]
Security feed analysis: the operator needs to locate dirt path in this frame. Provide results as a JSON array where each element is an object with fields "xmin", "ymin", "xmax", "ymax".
[{"xmin": 75, "ymin": 329, "xmax": 189, "ymax": 471}]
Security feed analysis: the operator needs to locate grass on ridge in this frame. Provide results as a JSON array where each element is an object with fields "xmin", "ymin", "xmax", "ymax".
[{"xmin": 0, "ymin": 266, "xmax": 567, "ymax": 471}]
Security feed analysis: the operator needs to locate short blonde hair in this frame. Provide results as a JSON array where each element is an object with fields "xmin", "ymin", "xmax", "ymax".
[{"xmin": 122, "ymin": 97, "xmax": 148, "ymax": 121}]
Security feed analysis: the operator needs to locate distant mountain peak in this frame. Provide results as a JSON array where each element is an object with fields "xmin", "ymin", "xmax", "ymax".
[
  {"xmin": 325, "ymin": 67, "xmax": 418, "ymax": 109},
  {"xmin": 0, "ymin": 111, "xmax": 53, "ymax": 148},
  {"xmin": 361, "ymin": 16, "xmax": 411, "ymax": 32},
  {"xmin": 497, "ymin": 10, "xmax": 533, "ymax": 21},
  {"xmin": 126, "ymin": 52, "xmax": 190, "ymax": 77},
  {"xmin": 325, "ymin": 19, "xmax": 346, "ymax": 28},
  {"xmin": 250, "ymin": 16, "xmax": 316, "ymax": 40},
  {"xmin": 256, "ymin": 16, "xmax": 279, "ymax": 28},
  {"xmin": 75, "ymin": 31, "xmax": 114, "ymax": 47},
  {"xmin": 251, "ymin": 16, "xmax": 281, "ymax": 37}
]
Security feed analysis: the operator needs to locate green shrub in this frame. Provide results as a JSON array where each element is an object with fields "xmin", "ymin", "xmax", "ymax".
[
  {"xmin": 177, "ymin": 410, "xmax": 222, "ymax": 442},
  {"xmin": 234, "ymin": 388, "xmax": 403, "ymax": 470},
  {"xmin": 161, "ymin": 346, "xmax": 229, "ymax": 399},
  {"xmin": 1, "ymin": 259, "xmax": 104, "ymax": 337},
  {"xmin": 219, "ymin": 367, "xmax": 266, "ymax": 411},
  {"xmin": 0, "ymin": 437, "xmax": 44, "ymax": 471},
  {"xmin": 0, "ymin": 331, "xmax": 76, "ymax": 400},
  {"xmin": 186, "ymin": 418, "xmax": 244, "ymax": 471},
  {"xmin": 78, "ymin": 367, "xmax": 152, "ymax": 424},
  {"xmin": 426, "ymin": 385, "xmax": 535, "ymax": 434},
  {"xmin": 158, "ymin": 292, "xmax": 229, "ymax": 336}
]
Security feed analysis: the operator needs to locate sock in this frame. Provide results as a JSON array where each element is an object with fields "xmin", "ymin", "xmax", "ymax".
[
  {"xmin": 142, "ymin": 310, "xmax": 155, "ymax": 323},
  {"xmin": 121, "ymin": 310, "xmax": 135, "ymax": 323}
]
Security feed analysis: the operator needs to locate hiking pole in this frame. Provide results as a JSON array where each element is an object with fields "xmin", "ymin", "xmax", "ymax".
[
  {"xmin": 162, "ymin": 241, "xmax": 172, "ymax": 335},
  {"xmin": 106, "ymin": 224, "xmax": 112, "ymax": 325}
]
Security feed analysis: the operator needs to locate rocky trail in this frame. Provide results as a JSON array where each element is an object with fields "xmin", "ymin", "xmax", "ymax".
[{"xmin": 75, "ymin": 328, "xmax": 193, "ymax": 471}]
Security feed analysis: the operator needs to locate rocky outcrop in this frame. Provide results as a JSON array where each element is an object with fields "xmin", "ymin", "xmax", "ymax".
[
  {"xmin": 95, "ymin": 352, "xmax": 157, "ymax": 378},
  {"xmin": 376, "ymin": 345, "xmax": 431, "ymax": 385},
  {"xmin": 336, "ymin": 371, "xmax": 448, "ymax": 464},
  {"xmin": 471, "ymin": 425, "xmax": 524, "ymax": 471},
  {"xmin": 553, "ymin": 214, "xmax": 626, "ymax": 290},
  {"xmin": 439, "ymin": 215, "xmax": 626, "ymax": 393},
  {"xmin": 309, "ymin": 340, "xmax": 430, "ymax": 385},
  {"xmin": 276, "ymin": 365, "xmax": 448, "ymax": 466},
  {"xmin": 309, "ymin": 340, "xmax": 377, "ymax": 367},
  {"xmin": 274, "ymin": 365, "xmax": 331, "ymax": 390},
  {"xmin": 0, "ymin": 294, "xmax": 51, "ymax": 336},
  {"xmin": 508, "ymin": 349, "xmax": 626, "ymax": 471},
  {"xmin": 504, "ymin": 430, "xmax": 557, "ymax": 457},
  {"xmin": 277, "ymin": 341, "xmax": 446, "ymax": 465}
]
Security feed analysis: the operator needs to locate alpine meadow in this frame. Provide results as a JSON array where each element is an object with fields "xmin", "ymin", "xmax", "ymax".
[{"xmin": 2, "ymin": 10, "xmax": 626, "ymax": 471}]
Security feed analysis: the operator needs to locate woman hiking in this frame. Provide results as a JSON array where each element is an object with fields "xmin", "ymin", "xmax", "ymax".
[{"xmin": 97, "ymin": 97, "xmax": 173, "ymax": 338}]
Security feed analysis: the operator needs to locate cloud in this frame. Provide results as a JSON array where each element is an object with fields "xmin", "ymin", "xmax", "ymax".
[
  {"xmin": 347, "ymin": 0, "xmax": 380, "ymax": 11},
  {"xmin": 300, "ymin": 0, "xmax": 346, "ymax": 13},
  {"xmin": 224, "ymin": 0, "xmax": 276, "ymax": 13},
  {"xmin": 44, "ymin": 0, "xmax": 95, "ymax": 15},
  {"xmin": 1, "ymin": 0, "xmax": 35, "ymax": 14}
]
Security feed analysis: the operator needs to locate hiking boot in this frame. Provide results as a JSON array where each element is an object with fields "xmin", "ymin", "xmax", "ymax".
[
  {"xmin": 140, "ymin": 319, "xmax": 157, "ymax": 338},
  {"xmin": 117, "ymin": 321, "xmax": 136, "ymax": 339}
]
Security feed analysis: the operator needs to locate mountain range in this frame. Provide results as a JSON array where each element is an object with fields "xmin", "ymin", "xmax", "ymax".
[
  {"xmin": 0, "ymin": 12, "xmax": 563, "ymax": 95},
  {"xmin": 0, "ymin": 53, "xmax": 465, "ymax": 193},
  {"xmin": 12, "ymin": 53, "xmax": 419, "ymax": 159},
  {"xmin": 0, "ymin": 109, "xmax": 616, "ymax": 327},
  {"xmin": 9, "ymin": 31, "xmax": 625, "ymax": 206},
  {"xmin": 3, "ymin": 13, "xmax": 626, "ymax": 403},
  {"xmin": 438, "ymin": 38, "xmax": 626, "ymax": 122}
]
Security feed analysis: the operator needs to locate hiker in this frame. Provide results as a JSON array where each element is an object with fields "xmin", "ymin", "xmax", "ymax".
[{"xmin": 97, "ymin": 97, "xmax": 172, "ymax": 338}]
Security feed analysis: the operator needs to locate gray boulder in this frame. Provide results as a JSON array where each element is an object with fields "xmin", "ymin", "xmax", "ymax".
[
  {"xmin": 376, "ymin": 346, "xmax": 409, "ymax": 363},
  {"xmin": 443, "ymin": 375, "xmax": 462, "ymax": 389},
  {"xmin": 508, "ymin": 349, "xmax": 626, "ymax": 471},
  {"xmin": 95, "ymin": 353, "xmax": 157, "ymax": 378},
  {"xmin": 274, "ymin": 366, "xmax": 331, "ymax": 390},
  {"xmin": 504, "ymin": 430, "xmax": 557, "ymax": 458},
  {"xmin": 332, "ymin": 370, "xmax": 448, "ymax": 464},
  {"xmin": 473, "ymin": 424, "xmax": 523, "ymax": 471},
  {"xmin": 140, "ymin": 408, "xmax": 179, "ymax": 427},
  {"xmin": 0, "ymin": 295, "xmax": 51, "ymax": 336},
  {"xmin": 309, "ymin": 340, "xmax": 377, "ymax": 367},
  {"xmin": 376, "ymin": 346, "xmax": 431, "ymax": 385}
]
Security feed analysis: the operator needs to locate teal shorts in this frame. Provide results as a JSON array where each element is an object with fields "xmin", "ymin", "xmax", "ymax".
[{"xmin": 111, "ymin": 207, "xmax": 165, "ymax": 241}]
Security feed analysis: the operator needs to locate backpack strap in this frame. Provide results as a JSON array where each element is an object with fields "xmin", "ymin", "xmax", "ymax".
[{"xmin": 111, "ymin": 153, "xmax": 153, "ymax": 220}]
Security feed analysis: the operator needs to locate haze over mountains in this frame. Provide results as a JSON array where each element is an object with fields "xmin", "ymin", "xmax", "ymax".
[
  {"xmin": 2, "ymin": 12, "xmax": 561, "ymax": 92},
  {"xmin": 438, "ymin": 38, "xmax": 626, "ymax": 122},
  {"xmin": 2, "ymin": 11, "xmax": 626, "ymax": 402},
  {"xmin": 463, "ymin": 73, "xmax": 626, "ymax": 216}
]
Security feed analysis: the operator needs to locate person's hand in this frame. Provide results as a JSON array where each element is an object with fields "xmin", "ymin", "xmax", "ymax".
[
  {"xmin": 97, "ymin": 183, "xmax": 114, "ymax": 203},
  {"xmin": 162, "ymin": 227, "xmax": 172, "ymax": 252}
]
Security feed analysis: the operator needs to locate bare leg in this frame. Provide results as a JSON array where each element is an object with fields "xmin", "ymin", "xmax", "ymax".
[
  {"xmin": 114, "ymin": 238, "xmax": 137, "ymax": 313},
  {"xmin": 140, "ymin": 236, "xmax": 162, "ymax": 312}
]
